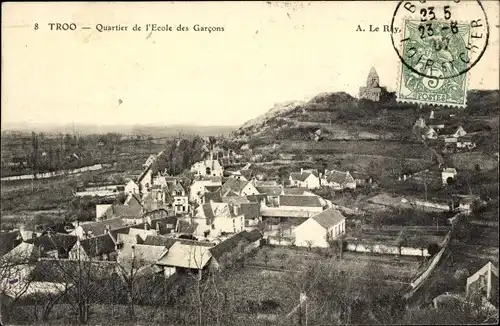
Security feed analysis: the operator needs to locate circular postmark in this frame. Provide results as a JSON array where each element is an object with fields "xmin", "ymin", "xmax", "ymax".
[{"xmin": 390, "ymin": 0, "xmax": 489, "ymax": 80}]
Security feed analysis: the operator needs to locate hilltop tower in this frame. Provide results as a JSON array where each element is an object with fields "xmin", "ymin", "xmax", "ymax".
[{"xmin": 359, "ymin": 67, "xmax": 383, "ymax": 101}]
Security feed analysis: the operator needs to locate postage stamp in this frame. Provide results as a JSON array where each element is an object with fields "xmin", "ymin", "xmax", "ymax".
[
  {"xmin": 390, "ymin": 0, "xmax": 490, "ymax": 108},
  {"xmin": 396, "ymin": 19, "xmax": 470, "ymax": 107}
]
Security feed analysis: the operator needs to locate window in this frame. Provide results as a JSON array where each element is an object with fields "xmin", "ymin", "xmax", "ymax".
[{"xmin": 206, "ymin": 167, "xmax": 211, "ymax": 175}]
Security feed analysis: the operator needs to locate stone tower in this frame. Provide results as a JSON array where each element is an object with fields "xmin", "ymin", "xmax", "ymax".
[
  {"xmin": 366, "ymin": 67, "xmax": 380, "ymax": 88},
  {"xmin": 359, "ymin": 67, "xmax": 383, "ymax": 101}
]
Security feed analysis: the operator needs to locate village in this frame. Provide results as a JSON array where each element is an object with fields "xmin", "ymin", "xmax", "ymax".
[{"xmin": 0, "ymin": 68, "xmax": 498, "ymax": 325}]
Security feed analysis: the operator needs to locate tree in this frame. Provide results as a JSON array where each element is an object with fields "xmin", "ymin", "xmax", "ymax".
[
  {"xmin": 427, "ymin": 243, "xmax": 440, "ymax": 256},
  {"xmin": 0, "ymin": 244, "xmax": 38, "ymax": 323}
]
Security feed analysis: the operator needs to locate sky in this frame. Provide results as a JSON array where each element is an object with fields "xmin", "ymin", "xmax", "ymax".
[{"xmin": 2, "ymin": 1, "xmax": 499, "ymax": 128}]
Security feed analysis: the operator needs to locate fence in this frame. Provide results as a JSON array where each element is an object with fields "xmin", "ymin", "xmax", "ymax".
[
  {"xmin": 403, "ymin": 213, "xmax": 464, "ymax": 305},
  {"xmin": 345, "ymin": 242, "xmax": 429, "ymax": 257},
  {"xmin": 1, "ymin": 164, "xmax": 104, "ymax": 181}
]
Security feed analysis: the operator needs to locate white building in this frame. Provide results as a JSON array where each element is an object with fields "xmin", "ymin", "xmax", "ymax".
[
  {"xmin": 321, "ymin": 169, "xmax": 356, "ymax": 190},
  {"xmin": 294, "ymin": 208, "xmax": 346, "ymax": 248},
  {"xmin": 190, "ymin": 154, "xmax": 224, "ymax": 177},
  {"xmin": 193, "ymin": 202, "xmax": 245, "ymax": 238},
  {"xmin": 138, "ymin": 166, "xmax": 153, "ymax": 197},
  {"xmin": 221, "ymin": 178, "xmax": 260, "ymax": 197},
  {"xmin": 189, "ymin": 177, "xmax": 223, "ymax": 205},
  {"xmin": 442, "ymin": 167, "xmax": 457, "ymax": 185},
  {"xmin": 289, "ymin": 169, "xmax": 321, "ymax": 189},
  {"xmin": 125, "ymin": 180, "xmax": 140, "ymax": 195}
]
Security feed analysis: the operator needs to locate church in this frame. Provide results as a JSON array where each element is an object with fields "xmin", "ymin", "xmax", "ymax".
[{"xmin": 359, "ymin": 67, "xmax": 386, "ymax": 102}]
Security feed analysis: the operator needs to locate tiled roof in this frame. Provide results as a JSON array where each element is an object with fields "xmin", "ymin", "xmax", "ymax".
[
  {"xmin": 209, "ymin": 232, "xmax": 250, "ymax": 260},
  {"xmin": 149, "ymin": 216, "xmax": 178, "ymax": 234},
  {"xmin": 221, "ymin": 178, "xmax": 250, "ymax": 196},
  {"xmin": 205, "ymin": 185, "xmax": 221, "ymax": 192},
  {"xmin": 290, "ymin": 172, "xmax": 313, "ymax": 182},
  {"xmin": 256, "ymin": 186, "xmax": 282, "ymax": 196},
  {"xmin": 78, "ymin": 233, "xmax": 116, "ymax": 257},
  {"xmin": 0, "ymin": 230, "xmax": 21, "ymax": 255},
  {"xmin": 247, "ymin": 194, "xmax": 268, "ymax": 203},
  {"xmin": 324, "ymin": 170, "xmax": 354, "ymax": 184},
  {"xmin": 156, "ymin": 242, "xmax": 212, "ymax": 269},
  {"xmin": 260, "ymin": 208, "xmax": 315, "ymax": 218},
  {"xmin": 240, "ymin": 203, "xmax": 261, "ymax": 220},
  {"xmin": 279, "ymin": 195, "xmax": 323, "ymax": 208},
  {"xmin": 27, "ymin": 234, "xmax": 78, "ymax": 256},
  {"xmin": 239, "ymin": 169, "xmax": 254, "ymax": 180},
  {"xmin": 118, "ymin": 243, "xmax": 167, "ymax": 267},
  {"xmin": 116, "ymin": 233, "xmax": 142, "ymax": 245},
  {"xmin": 177, "ymin": 220, "xmax": 199, "ymax": 235},
  {"xmin": 128, "ymin": 228, "xmax": 157, "ymax": 241},
  {"xmin": 204, "ymin": 190, "xmax": 222, "ymax": 203},
  {"xmin": 124, "ymin": 193, "xmax": 142, "ymax": 208},
  {"xmin": 142, "ymin": 235, "xmax": 178, "ymax": 249},
  {"xmin": 202, "ymin": 203, "xmax": 215, "ymax": 219},
  {"xmin": 3, "ymin": 242, "xmax": 39, "ymax": 262},
  {"xmin": 282, "ymin": 188, "xmax": 309, "ymax": 196},
  {"xmin": 241, "ymin": 230, "xmax": 263, "ymax": 243},
  {"xmin": 137, "ymin": 165, "xmax": 152, "ymax": 183},
  {"xmin": 166, "ymin": 181, "xmax": 185, "ymax": 195},
  {"xmin": 222, "ymin": 196, "xmax": 250, "ymax": 205},
  {"xmin": 311, "ymin": 208, "xmax": 345, "ymax": 230}
]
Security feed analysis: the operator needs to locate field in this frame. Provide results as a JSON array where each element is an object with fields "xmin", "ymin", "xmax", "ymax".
[
  {"xmin": 0, "ymin": 163, "xmax": 145, "ymax": 230},
  {"xmin": 278, "ymin": 140, "xmax": 430, "ymax": 159},
  {"xmin": 245, "ymin": 245, "xmax": 421, "ymax": 283}
]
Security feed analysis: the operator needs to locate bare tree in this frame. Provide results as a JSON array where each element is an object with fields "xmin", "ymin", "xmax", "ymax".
[{"xmin": 0, "ymin": 245, "xmax": 37, "ymax": 323}]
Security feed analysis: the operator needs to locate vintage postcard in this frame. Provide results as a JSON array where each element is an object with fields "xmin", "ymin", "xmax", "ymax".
[{"xmin": 1, "ymin": 1, "xmax": 499, "ymax": 325}]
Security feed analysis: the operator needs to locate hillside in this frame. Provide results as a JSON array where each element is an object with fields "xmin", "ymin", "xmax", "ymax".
[
  {"xmin": 232, "ymin": 90, "xmax": 499, "ymax": 144},
  {"xmin": 228, "ymin": 89, "xmax": 498, "ymax": 176}
]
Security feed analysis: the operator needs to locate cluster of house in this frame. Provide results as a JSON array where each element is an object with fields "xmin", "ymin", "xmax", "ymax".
[
  {"xmin": 414, "ymin": 111, "xmax": 476, "ymax": 151},
  {"xmin": 0, "ymin": 211, "xmax": 264, "ymax": 301}
]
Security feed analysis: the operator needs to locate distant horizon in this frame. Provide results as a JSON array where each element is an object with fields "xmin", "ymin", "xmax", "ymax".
[{"xmin": 2, "ymin": 87, "xmax": 499, "ymax": 133}]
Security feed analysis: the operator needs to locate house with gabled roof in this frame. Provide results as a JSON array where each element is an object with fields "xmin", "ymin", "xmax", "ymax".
[
  {"xmin": 189, "ymin": 178, "xmax": 223, "ymax": 205},
  {"xmin": 26, "ymin": 234, "xmax": 78, "ymax": 259},
  {"xmin": 117, "ymin": 243, "xmax": 168, "ymax": 271},
  {"xmin": 294, "ymin": 208, "xmax": 346, "ymax": 248},
  {"xmin": 256, "ymin": 185, "xmax": 282, "ymax": 207},
  {"xmin": 289, "ymin": 169, "xmax": 321, "ymax": 189},
  {"xmin": 0, "ymin": 230, "xmax": 22, "ymax": 256},
  {"xmin": 228, "ymin": 169, "xmax": 254, "ymax": 182},
  {"xmin": 138, "ymin": 165, "xmax": 153, "ymax": 197},
  {"xmin": 193, "ymin": 201, "xmax": 245, "ymax": 238},
  {"xmin": 278, "ymin": 195, "xmax": 324, "ymax": 213},
  {"xmin": 190, "ymin": 153, "xmax": 224, "ymax": 177},
  {"xmin": 68, "ymin": 233, "xmax": 117, "ymax": 261},
  {"xmin": 466, "ymin": 261, "xmax": 499, "ymax": 309},
  {"xmin": 208, "ymin": 230, "xmax": 262, "ymax": 271},
  {"xmin": 221, "ymin": 178, "xmax": 259, "ymax": 197},
  {"xmin": 125, "ymin": 179, "xmax": 139, "ymax": 195},
  {"xmin": 442, "ymin": 125, "xmax": 467, "ymax": 138},
  {"xmin": 156, "ymin": 241, "xmax": 214, "ymax": 279},
  {"xmin": 321, "ymin": 169, "xmax": 356, "ymax": 190},
  {"xmin": 203, "ymin": 189, "xmax": 223, "ymax": 204}
]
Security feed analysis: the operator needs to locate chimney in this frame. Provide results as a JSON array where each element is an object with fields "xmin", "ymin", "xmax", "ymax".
[
  {"xmin": 233, "ymin": 205, "xmax": 239, "ymax": 216},
  {"xmin": 105, "ymin": 225, "xmax": 111, "ymax": 234},
  {"xmin": 301, "ymin": 168, "xmax": 304, "ymax": 175}
]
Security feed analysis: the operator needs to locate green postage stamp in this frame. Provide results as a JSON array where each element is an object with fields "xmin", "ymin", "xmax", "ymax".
[{"xmin": 397, "ymin": 20, "xmax": 471, "ymax": 107}]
